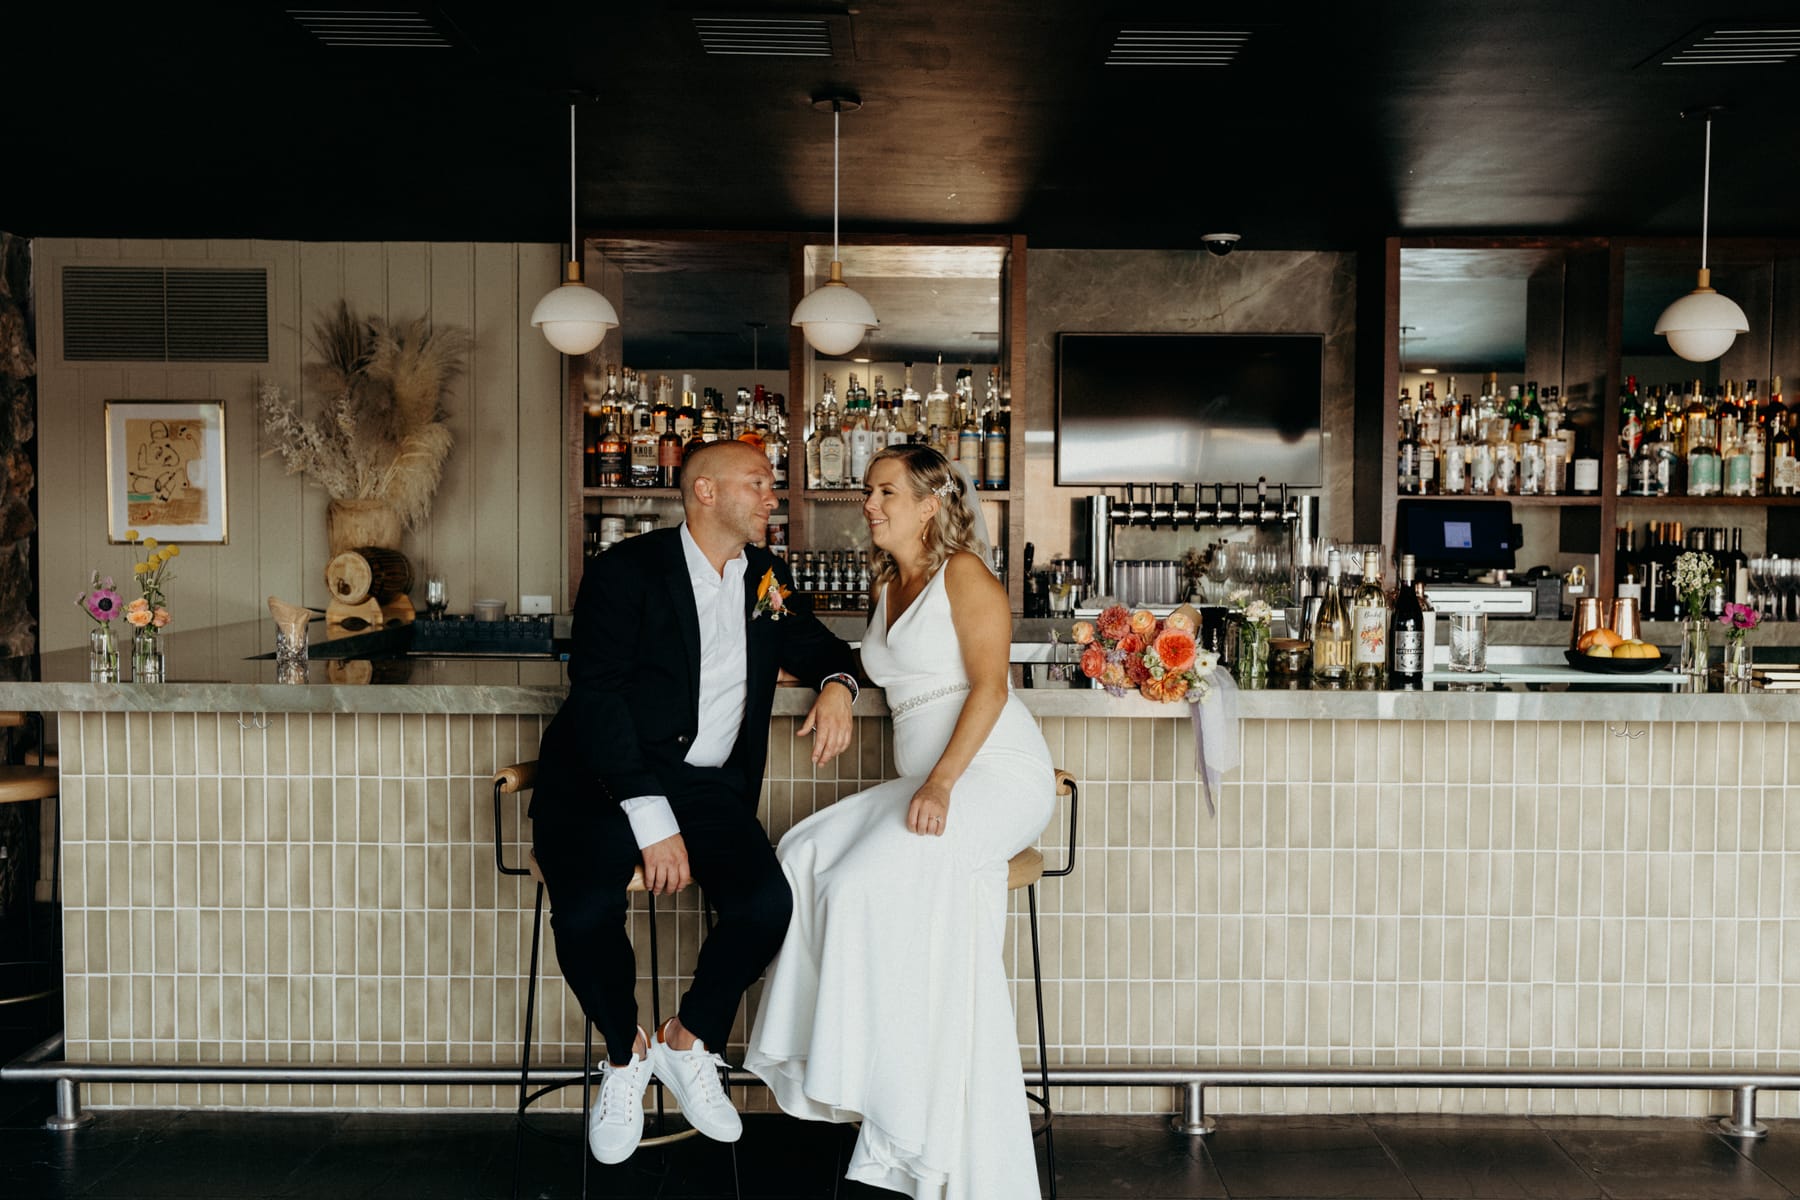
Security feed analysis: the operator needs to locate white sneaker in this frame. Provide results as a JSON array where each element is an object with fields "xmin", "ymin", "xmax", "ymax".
[
  {"xmin": 587, "ymin": 1037, "xmax": 653, "ymax": 1165},
  {"xmin": 649, "ymin": 1030, "xmax": 743, "ymax": 1143}
]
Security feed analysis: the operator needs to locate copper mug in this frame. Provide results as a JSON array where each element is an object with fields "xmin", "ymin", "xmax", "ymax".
[
  {"xmin": 1570, "ymin": 596, "xmax": 1605, "ymax": 650},
  {"xmin": 1608, "ymin": 596, "xmax": 1640, "ymax": 642}
]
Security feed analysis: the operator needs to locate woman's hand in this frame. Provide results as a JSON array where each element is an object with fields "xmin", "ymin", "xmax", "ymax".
[{"xmin": 907, "ymin": 779, "xmax": 952, "ymax": 837}]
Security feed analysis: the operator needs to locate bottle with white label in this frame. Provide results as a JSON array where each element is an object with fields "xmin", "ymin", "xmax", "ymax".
[
  {"xmin": 1351, "ymin": 550, "xmax": 1389, "ymax": 687},
  {"xmin": 1389, "ymin": 554, "xmax": 1425, "ymax": 687}
]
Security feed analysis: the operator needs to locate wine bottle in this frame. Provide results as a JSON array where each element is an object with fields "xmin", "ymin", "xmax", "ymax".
[
  {"xmin": 1389, "ymin": 554, "xmax": 1425, "ymax": 688},
  {"xmin": 1311, "ymin": 551, "xmax": 1352, "ymax": 683},
  {"xmin": 1351, "ymin": 550, "xmax": 1389, "ymax": 688}
]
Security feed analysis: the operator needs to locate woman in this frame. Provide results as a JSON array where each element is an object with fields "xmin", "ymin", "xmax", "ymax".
[{"xmin": 746, "ymin": 445, "xmax": 1055, "ymax": 1199}]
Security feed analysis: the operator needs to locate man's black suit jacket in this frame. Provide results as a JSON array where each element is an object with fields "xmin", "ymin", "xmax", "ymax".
[{"xmin": 531, "ymin": 527, "xmax": 856, "ymax": 822}]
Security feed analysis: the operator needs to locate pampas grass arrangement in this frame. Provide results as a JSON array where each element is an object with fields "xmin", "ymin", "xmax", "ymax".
[{"xmin": 258, "ymin": 302, "xmax": 471, "ymax": 530}]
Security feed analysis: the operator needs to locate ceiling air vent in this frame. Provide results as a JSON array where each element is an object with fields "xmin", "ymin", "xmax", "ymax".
[
  {"xmin": 1106, "ymin": 28, "xmax": 1250, "ymax": 67},
  {"xmin": 1651, "ymin": 25, "xmax": 1800, "ymax": 67},
  {"xmin": 692, "ymin": 15, "xmax": 838, "ymax": 57},
  {"xmin": 287, "ymin": 9, "xmax": 456, "ymax": 49},
  {"xmin": 63, "ymin": 267, "xmax": 269, "ymax": 363}
]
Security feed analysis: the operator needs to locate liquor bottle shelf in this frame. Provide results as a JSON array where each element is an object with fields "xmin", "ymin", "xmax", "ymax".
[
  {"xmin": 1392, "ymin": 492, "xmax": 1603, "ymax": 507},
  {"xmin": 582, "ymin": 487, "xmax": 683, "ymax": 499},
  {"xmin": 803, "ymin": 488, "xmax": 1012, "ymax": 502},
  {"xmin": 1613, "ymin": 494, "xmax": 1800, "ymax": 506}
]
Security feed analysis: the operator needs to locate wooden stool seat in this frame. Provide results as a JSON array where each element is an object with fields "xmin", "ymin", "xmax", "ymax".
[
  {"xmin": 0, "ymin": 766, "xmax": 59, "ymax": 805},
  {"xmin": 1007, "ymin": 846, "xmax": 1044, "ymax": 890}
]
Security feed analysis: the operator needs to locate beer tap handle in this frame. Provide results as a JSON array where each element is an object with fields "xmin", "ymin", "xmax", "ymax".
[
  {"xmin": 1170, "ymin": 483, "xmax": 1195, "ymax": 527},
  {"xmin": 1212, "ymin": 483, "xmax": 1227, "ymax": 525},
  {"xmin": 1236, "ymin": 482, "xmax": 1254, "ymax": 524},
  {"xmin": 1148, "ymin": 484, "xmax": 1171, "ymax": 528},
  {"xmin": 1112, "ymin": 484, "xmax": 1132, "ymax": 525},
  {"xmin": 1278, "ymin": 482, "xmax": 1295, "ymax": 523},
  {"xmin": 1255, "ymin": 477, "xmax": 1274, "ymax": 524}
]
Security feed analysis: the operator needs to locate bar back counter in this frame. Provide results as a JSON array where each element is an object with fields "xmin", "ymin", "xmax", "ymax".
[{"xmin": 4, "ymin": 622, "xmax": 1797, "ymax": 1130}]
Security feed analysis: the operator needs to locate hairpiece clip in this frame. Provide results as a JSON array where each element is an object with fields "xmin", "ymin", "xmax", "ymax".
[{"xmin": 933, "ymin": 478, "xmax": 960, "ymax": 499}]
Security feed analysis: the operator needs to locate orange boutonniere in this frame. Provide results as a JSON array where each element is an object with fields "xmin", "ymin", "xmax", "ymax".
[{"xmin": 753, "ymin": 567, "xmax": 791, "ymax": 620}]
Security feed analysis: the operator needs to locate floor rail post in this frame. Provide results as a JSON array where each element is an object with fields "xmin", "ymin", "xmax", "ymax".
[
  {"xmin": 1715, "ymin": 1085, "xmax": 1768, "ymax": 1139},
  {"xmin": 1169, "ymin": 1081, "xmax": 1215, "ymax": 1135}
]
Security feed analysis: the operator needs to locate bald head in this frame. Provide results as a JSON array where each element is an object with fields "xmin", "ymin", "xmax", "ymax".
[{"xmin": 681, "ymin": 440, "xmax": 778, "ymax": 564}]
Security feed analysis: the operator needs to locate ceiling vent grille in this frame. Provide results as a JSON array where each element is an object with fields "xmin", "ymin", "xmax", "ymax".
[
  {"xmin": 1654, "ymin": 25, "xmax": 1800, "ymax": 66},
  {"xmin": 692, "ymin": 15, "xmax": 837, "ymax": 57},
  {"xmin": 1106, "ymin": 28, "xmax": 1250, "ymax": 67},
  {"xmin": 63, "ymin": 267, "xmax": 269, "ymax": 363},
  {"xmin": 287, "ymin": 9, "xmax": 455, "ymax": 49}
]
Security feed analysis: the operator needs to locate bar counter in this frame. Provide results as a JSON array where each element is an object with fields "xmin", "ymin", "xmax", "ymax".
[{"xmin": 4, "ymin": 623, "xmax": 1796, "ymax": 1120}]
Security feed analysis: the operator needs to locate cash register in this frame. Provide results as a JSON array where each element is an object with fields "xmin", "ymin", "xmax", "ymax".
[{"xmin": 1396, "ymin": 499, "xmax": 1538, "ymax": 617}]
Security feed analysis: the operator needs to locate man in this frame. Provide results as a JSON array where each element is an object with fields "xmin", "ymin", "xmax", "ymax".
[{"xmin": 530, "ymin": 439, "xmax": 858, "ymax": 1165}]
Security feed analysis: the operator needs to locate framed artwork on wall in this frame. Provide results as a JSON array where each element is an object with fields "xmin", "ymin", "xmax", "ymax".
[{"xmin": 104, "ymin": 400, "xmax": 229, "ymax": 544}]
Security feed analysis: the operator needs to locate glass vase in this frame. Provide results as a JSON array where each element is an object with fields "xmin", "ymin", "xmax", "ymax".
[
  {"xmin": 88, "ymin": 624, "xmax": 120, "ymax": 682},
  {"xmin": 1236, "ymin": 622, "xmax": 1269, "ymax": 681},
  {"xmin": 1724, "ymin": 635, "xmax": 1751, "ymax": 683},
  {"xmin": 131, "ymin": 625, "xmax": 164, "ymax": 683},
  {"xmin": 1678, "ymin": 615, "xmax": 1710, "ymax": 676}
]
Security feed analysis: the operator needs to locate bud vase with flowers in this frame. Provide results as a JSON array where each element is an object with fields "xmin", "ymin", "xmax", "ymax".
[
  {"xmin": 123, "ymin": 529, "xmax": 177, "ymax": 682},
  {"xmin": 75, "ymin": 574, "xmax": 122, "ymax": 681},
  {"xmin": 1718, "ymin": 601, "xmax": 1759, "ymax": 682},
  {"xmin": 1236, "ymin": 599, "xmax": 1273, "ymax": 681},
  {"xmin": 1672, "ymin": 551, "xmax": 1719, "ymax": 676}
]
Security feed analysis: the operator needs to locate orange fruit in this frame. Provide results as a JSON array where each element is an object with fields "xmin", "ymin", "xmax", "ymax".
[{"xmin": 1577, "ymin": 628, "xmax": 1624, "ymax": 652}]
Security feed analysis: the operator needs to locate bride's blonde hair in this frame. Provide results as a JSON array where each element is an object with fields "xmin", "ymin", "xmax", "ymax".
[{"xmin": 867, "ymin": 445, "xmax": 986, "ymax": 589}]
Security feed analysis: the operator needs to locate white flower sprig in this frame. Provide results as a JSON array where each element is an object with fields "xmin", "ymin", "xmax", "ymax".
[
  {"xmin": 1243, "ymin": 599, "xmax": 1273, "ymax": 629},
  {"xmin": 1672, "ymin": 551, "xmax": 1719, "ymax": 618}
]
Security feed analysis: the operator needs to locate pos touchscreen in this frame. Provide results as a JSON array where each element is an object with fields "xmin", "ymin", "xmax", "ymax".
[{"xmin": 1395, "ymin": 499, "xmax": 1517, "ymax": 574}]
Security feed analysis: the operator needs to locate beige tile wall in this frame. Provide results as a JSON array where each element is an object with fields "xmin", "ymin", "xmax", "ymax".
[{"xmin": 61, "ymin": 711, "xmax": 1800, "ymax": 1117}]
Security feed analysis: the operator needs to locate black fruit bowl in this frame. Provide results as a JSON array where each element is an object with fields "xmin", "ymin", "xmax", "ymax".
[{"xmin": 1563, "ymin": 648, "xmax": 1666, "ymax": 674}]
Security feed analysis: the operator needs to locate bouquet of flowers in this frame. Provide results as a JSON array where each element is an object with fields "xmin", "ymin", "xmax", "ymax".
[
  {"xmin": 1672, "ymin": 551, "xmax": 1719, "ymax": 620},
  {"xmin": 1070, "ymin": 603, "xmax": 1220, "ymax": 702},
  {"xmin": 124, "ymin": 529, "xmax": 176, "ymax": 631}
]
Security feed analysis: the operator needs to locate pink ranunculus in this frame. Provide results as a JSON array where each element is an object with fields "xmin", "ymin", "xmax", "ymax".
[
  {"xmin": 153, "ymin": 608, "xmax": 171, "ymax": 628},
  {"xmin": 126, "ymin": 608, "xmax": 153, "ymax": 627},
  {"xmin": 1153, "ymin": 629, "xmax": 1197, "ymax": 673},
  {"xmin": 1080, "ymin": 645, "xmax": 1107, "ymax": 679},
  {"xmin": 127, "ymin": 596, "xmax": 150, "ymax": 613},
  {"xmin": 1071, "ymin": 621, "xmax": 1096, "ymax": 646}
]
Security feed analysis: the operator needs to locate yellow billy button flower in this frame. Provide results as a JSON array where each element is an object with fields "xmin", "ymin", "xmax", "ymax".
[
  {"xmin": 143, "ymin": 537, "xmax": 157, "ymax": 549},
  {"xmin": 134, "ymin": 561, "xmax": 151, "ymax": 574},
  {"xmin": 166, "ymin": 545, "xmax": 180, "ymax": 557},
  {"xmin": 124, "ymin": 529, "xmax": 140, "ymax": 541}
]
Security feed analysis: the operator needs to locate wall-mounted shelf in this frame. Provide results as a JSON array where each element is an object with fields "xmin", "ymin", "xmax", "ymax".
[{"xmin": 1394, "ymin": 493, "xmax": 1604, "ymax": 507}]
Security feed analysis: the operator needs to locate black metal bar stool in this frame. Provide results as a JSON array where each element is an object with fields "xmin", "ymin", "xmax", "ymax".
[
  {"xmin": 1005, "ymin": 767, "xmax": 1079, "ymax": 1200},
  {"xmin": 0, "ymin": 711, "xmax": 60, "ymax": 1012},
  {"xmin": 493, "ymin": 760, "xmax": 737, "ymax": 1200}
]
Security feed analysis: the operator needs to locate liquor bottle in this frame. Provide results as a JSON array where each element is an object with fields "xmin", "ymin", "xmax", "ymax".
[
  {"xmin": 925, "ymin": 355, "xmax": 953, "ymax": 438},
  {"xmin": 1389, "ymin": 553, "xmax": 1425, "ymax": 687},
  {"xmin": 1685, "ymin": 391, "xmax": 1722, "ymax": 497},
  {"xmin": 629, "ymin": 386, "xmax": 659, "ymax": 486},
  {"xmin": 1722, "ymin": 421, "xmax": 1753, "ymax": 497},
  {"xmin": 982, "ymin": 369, "xmax": 1008, "ymax": 490},
  {"xmin": 656, "ymin": 396, "xmax": 683, "ymax": 489},
  {"xmin": 1397, "ymin": 413, "xmax": 1422, "ymax": 494},
  {"xmin": 957, "ymin": 400, "xmax": 982, "ymax": 484},
  {"xmin": 582, "ymin": 391, "xmax": 605, "ymax": 488},
  {"xmin": 769, "ymin": 393, "xmax": 790, "ymax": 489},
  {"xmin": 674, "ymin": 389, "xmax": 700, "ymax": 443},
  {"xmin": 817, "ymin": 395, "xmax": 847, "ymax": 489},
  {"xmin": 1520, "ymin": 381, "xmax": 1545, "ymax": 439},
  {"xmin": 595, "ymin": 408, "xmax": 629, "ymax": 488},
  {"xmin": 1311, "ymin": 551, "xmax": 1353, "ymax": 683},
  {"xmin": 1771, "ymin": 376, "xmax": 1798, "ymax": 495},
  {"xmin": 1351, "ymin": 550, "xmax": 1389, "ymax": 687},
  {"xmin": 700, "ymin": 389, "xmax": 724, "ymax": 442},
  {"xmin": 846, "ymin": 372, "xmax": 874, "ymax": 486}
]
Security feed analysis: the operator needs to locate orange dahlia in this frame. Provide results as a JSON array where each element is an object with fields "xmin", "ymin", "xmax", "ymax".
[
  {"xmin": 1100, "ymin": 661, "xmax": 1128, "ymax": 689},
  {"xmin": 1141, "ymin": 673, "xmax": 1190, "ymax": 703},
  {"xmin": 1117, "ymin": 632, "xmax": 1144, "ymax": 655},
  {"xmin": 1153, "ymin": 629, "xmax": 1197, "ymax": 673},
  {"xmin": 1097, "ymin": 605, "xmax": 1132, "ymax": 642},
  {"xmin": 1125, "ymin": 655, "xmax": 1151, "ymax": 685}
]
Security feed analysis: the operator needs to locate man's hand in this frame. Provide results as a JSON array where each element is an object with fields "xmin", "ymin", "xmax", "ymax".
[
  {"xmin": 798, "ymin": 681, "xmax": 854, "ymax": 766},
  {"xmin": 640, "ymin": 833, "xmax": 691, "ymax": 896}
]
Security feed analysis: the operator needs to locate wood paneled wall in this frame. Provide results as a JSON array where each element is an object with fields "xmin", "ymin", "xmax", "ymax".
[{"xmin": 33, "ymin": 240, "xmax": 565, "ymax": 653}]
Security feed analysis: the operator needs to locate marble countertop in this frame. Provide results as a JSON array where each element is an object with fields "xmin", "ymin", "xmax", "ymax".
[{"xmin": 5, "ymin": 621, "xmax": 1792, "ymax": 720}]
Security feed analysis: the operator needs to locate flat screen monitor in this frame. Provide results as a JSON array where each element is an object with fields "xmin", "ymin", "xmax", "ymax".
[
  {"xmin": 1396, "ymin": 499, "xmax": 1517, "ymax": 572},
  {"xmin": 1055, "ymin": 333, "xmax": 1323, "ymax": 486}
]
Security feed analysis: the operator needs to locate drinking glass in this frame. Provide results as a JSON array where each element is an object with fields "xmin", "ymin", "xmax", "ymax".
[
  {"xmin": 1447, "ymin": 610, "xmax": 1488, "ymax": 673},
  {"xmin": 425, "ymin": 575, "xmax": 448, "ymax": 619}
]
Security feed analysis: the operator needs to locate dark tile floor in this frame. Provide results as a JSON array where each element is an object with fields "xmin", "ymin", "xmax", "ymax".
[{"xmin": 3, "ymin": 1081, "xmax": 1799, "ymax": 1200}]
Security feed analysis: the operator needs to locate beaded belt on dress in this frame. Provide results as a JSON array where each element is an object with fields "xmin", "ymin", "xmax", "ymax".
[{"xmin": 888, "ymin": 682, "xmax": 970, "ymax": 718}]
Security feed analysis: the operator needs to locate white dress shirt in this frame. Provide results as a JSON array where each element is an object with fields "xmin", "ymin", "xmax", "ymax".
[{"xmin": 619, "ymin": 524, "xmax": 749, "ymax": 848}]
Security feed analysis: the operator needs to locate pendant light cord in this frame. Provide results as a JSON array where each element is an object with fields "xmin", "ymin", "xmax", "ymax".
[
  {"xmin": 568, "ymin": 102, "xmax": 578, "ymax": 259},
  {"xmin": 832, "ymin": 103, "xmax": 841, "ymax": 261},
  {"xmin": 1700, "ymin": 115, "xmax": 1712, "ymax": 274}
]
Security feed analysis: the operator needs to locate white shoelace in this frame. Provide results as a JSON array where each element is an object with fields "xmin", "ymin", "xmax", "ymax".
[
  {"xmin": 597, "ymin": 1059, "xmax": 646, "ymax": 1124},
  {"xmin": 670, "ymin": 1047, "xmax": 731, "ymax": 1108}
]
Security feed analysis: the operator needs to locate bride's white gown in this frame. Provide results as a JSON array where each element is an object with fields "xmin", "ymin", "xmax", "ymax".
[{"xmin": 746, "ymin": 563, "xmax": 1055, "ymax": 1199}]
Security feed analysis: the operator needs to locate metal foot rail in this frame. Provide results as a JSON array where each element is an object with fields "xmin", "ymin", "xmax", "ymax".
[{"xmin": 8, "ymin": 1040, "xmax": 1796, "ymax": 1141}]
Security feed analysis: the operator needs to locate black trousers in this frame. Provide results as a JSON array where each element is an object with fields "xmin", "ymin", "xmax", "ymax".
[{"xmin": 530, "ymin": 768, "xmax": 792, "ymax": 1065}]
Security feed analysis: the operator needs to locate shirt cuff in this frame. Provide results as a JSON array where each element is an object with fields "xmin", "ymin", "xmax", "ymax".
[
  {"xmin": 621, "ymin": 794, "xmax": 680, "ymax": 849},
  {"xmin": 820, "ymin": 672, "xmax": 859, "ymax": 702}
]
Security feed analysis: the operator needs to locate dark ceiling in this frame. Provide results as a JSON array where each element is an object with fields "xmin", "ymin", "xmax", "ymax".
[{"xmin": 7, "ymin": 2, "xmax": 1800, "ymax": 250}]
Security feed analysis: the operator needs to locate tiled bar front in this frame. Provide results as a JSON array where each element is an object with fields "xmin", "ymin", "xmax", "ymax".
[{"xmin": 50, "ymin": 701, "xmax": 1800, "ymax": 1118}]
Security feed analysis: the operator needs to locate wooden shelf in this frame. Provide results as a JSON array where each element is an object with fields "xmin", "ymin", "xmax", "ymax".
[
  {"xmin": 803, "ymin": 488, "xmax": 1012, "ymax": 501},
  {"xmin": 1613, "ymin": 494, "xmax": 1800, "ymax": 506},
  {"xmin": 1393, "ymin": 492, "xmax": 1604, "ymax": 507},
  {"xmin": 582, "ymin": 487, "xmax": 682, "ymax": 499}
]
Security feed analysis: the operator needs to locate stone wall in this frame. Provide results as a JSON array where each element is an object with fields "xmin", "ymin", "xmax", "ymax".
[{"xmin": 0, "ymin": 232, "xmax": 34, "ymax": 675}]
